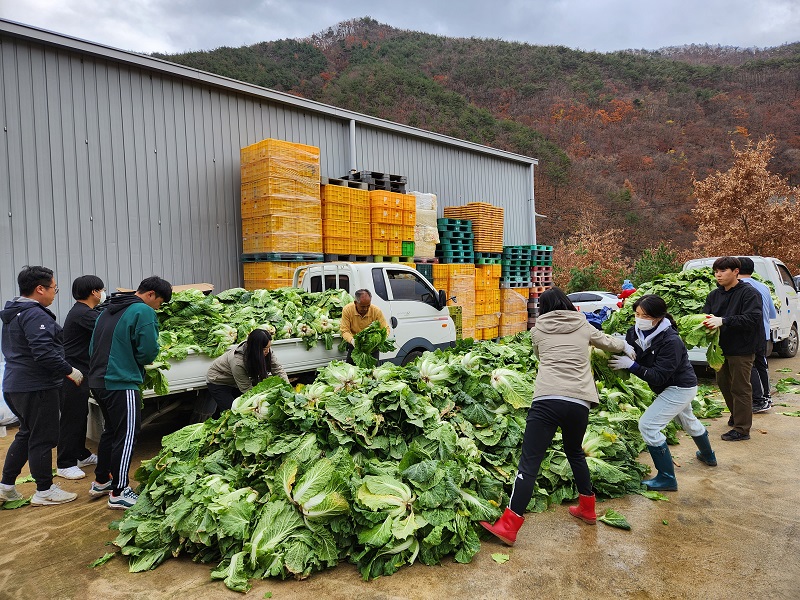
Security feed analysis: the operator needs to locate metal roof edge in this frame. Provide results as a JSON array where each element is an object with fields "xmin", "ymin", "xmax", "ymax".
[{"xmin": 0, "ymin": 18, "xmax": 538, "ymax": 166}]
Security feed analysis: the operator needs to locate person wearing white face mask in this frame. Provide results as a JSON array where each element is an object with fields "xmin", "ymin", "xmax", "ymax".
[
  {"xmin": 609, "ymin": 294, "xmax": 717, "ymax": 491},
  {"xmin": 56, "ymin": 275, "xmax": 107, "ymax": 480}
]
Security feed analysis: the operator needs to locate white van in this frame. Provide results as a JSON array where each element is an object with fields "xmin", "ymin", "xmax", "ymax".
[{"xmin": 682, "ymin": 256, "xmax": 800, "ymax": 362}]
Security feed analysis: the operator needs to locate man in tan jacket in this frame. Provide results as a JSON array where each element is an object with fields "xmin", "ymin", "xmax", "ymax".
[{"xmin": 340, "ymin": 289, "xmax": 389, "ymax": 364}]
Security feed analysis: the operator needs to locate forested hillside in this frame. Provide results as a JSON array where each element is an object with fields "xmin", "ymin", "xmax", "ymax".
[{"xmin": 153, "ymin": 18, "xmax": 800, "ymax": 258}]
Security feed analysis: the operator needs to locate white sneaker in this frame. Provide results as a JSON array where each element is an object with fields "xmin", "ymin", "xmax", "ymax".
[
  {"xmin": 31, "ymin": 484, "xmax": 78, "ymax": 506},
  {"xmin": 0, "ymin": 483, "xmax": 23, "ymax": 502},
  {"xmin": 57, "ymin": 466, "xmax": 86, "ymax": 480},
  {"xmin": 77, "ymin": 453, "xmax": 98, "ymax": 468}
]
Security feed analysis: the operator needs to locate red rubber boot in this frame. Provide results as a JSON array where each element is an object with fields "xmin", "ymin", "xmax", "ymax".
[
  {"xmin": 568, "ymin": 493, "xmax": 597, "ymax": 524},
  {"xmin": 479, "ymin": 508, "xmax": 525, "ymax": 545}
]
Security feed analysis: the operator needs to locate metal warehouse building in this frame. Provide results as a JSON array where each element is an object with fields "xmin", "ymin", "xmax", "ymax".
[{"xmin": 0, "ymin": 19, "xmax": 538, "ymax": 319}]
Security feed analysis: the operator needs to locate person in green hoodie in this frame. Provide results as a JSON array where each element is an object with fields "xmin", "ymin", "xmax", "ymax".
[{"xmin": 87, "ymin": 276, "xmax": 172, "ymax": 510}]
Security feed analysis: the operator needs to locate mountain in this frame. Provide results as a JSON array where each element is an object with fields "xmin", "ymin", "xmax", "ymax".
[{"xmin": 152, "ymin": 18, "xmax": 800, "ymax": 256}]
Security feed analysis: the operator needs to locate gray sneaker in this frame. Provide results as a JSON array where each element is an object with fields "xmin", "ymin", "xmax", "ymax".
[
  {"xmin": 77, "ymin": 453, "xmax": 98, "ymax": 468},
  {"xmin": 0, "ymin": 483, "xmax": 23, "ymax": 502},
  {"xmin": 31, "ymin": 484, "xmax": 78, "ymax": 506},
  {"xmin": 108, "ymin": 487, "xmax": 138, "ymax": 510},
  {"xmin": 753, "ymin": 400, "xmax": 771, "ymax": 414},
  {"xmin": 89, "ymin": 479, "xmax": 114, "ymax": 498}
]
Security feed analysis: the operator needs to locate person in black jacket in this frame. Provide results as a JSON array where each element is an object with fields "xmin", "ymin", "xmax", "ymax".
[
  {"xmin": 56, "ymin": 275, "xmax": 106, "ymax": 481},
  {"xmin": 610, "ymin": 294, "xmax": 717, "ymax": 491},
  {"xmin": 0, "ymin": 266, "xmax": 82, "ymax": 506},
  {"xmin": 701, "ymin": 256, "xmax": 762, "ymax": 442}
]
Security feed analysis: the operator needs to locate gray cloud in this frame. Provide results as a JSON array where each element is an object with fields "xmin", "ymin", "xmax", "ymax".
[{"xmin": 2, "ymin": 0, "xmax": 798, "ymax": 54}]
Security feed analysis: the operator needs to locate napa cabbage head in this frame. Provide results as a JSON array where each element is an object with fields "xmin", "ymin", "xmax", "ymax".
[{"xmin": 490, "ymin": 368, "xmax": 534, "ymax": 409}]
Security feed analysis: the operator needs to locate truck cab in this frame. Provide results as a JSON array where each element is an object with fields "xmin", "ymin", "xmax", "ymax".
[
  {"xmin": 683, "ymin": 256, "xmax": 800, "ymax": 362},
  {"xmin": 294, "ymin": 262, "xmax": 456, "ymax": 365}
]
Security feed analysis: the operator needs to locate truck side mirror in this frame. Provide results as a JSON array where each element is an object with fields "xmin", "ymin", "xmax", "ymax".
[{"xmin": 438, "ymin": 290, "xmax": 447, "ymax": 308}]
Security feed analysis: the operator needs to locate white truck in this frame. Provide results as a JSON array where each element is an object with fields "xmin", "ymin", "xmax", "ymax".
[
  {"xmin": 683, "ymin": 256, "xmax": 800, "ymax": 364},
  {"xmin": 89, "ymin": 262, "xmax": 456, "ymax": 437}
]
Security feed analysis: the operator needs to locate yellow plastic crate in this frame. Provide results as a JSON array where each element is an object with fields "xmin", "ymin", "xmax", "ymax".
[
  {"xmin": 297, "ymin": 235, "xmax": 323, "ymax": 253},
  {"xmin": 402, "ymin": 209, "xmax": 416, "ymax": 226},
  {"xmin": 240, "ymin": 139, "xmax": 319, "ymax": 165},
  {"xmin": 241, "ymin": 159, "xmax": 320, "ymax": 183},
  {"xmin": 350, "ymin": 203, "xmax": 371, "ymax": 223},
  {"xmin": 351, "ymin": 238, "xmax": 371, "ymax": 256},
  {"xmin": 323, "ymin": 219, "xmax": 350, "ymax": 238},
  {"xmin": 372, "ymin": 239, "xmax": 389, "ymax": 255},
  {"xmin": 242, "ymin": 261, "xmax": 308, "ymax": 281},
  {"xmin": 242, "ymin": 197, "xmax": 320, "ymax": 220},
  {"xmin": 402, "ymin": 195, "xmax": 416, "ymax": 211},
  {"xmin": 432, "ymin": 264, "xmax": 475, "ymax": 279},
  {"xmin": 350, "ymin": 188, "xmax": 370, "ymax": 204},
  {"xmin": 243, "ymin": 277, "xmax": 294, "ymax": 291},
  {"xmin": 387, "ymin": 224, "xmax": 402, "ymax": 240},
  {"xmin": 242, "ymin": 232, "xmax": 299, "ymax": 254},
  {"xmin": 323, "ymin": 237, "xmax": 351, "ymax": 254},
  {"xmin": 369, "ymin": 190, "xmax": 404, "ymax": 209},
  {"xmin": 242, "ymin": 215, "xmax": 299, "ymax": 236},
  {"xmin": 321, "ymin": 185, "xmax": 351, "ymax": 204},
  {"xmin": 351, "ymin": 221, "xmax": 370, "ymax": 239},
  {"xmin": 371, "ymin": 224, "xmax": 389, "ymax": 240},
  {"xmin": 296, "ymin": 180, "xmax": 320, "ymax": 201},
  {"xmin": 401, "ymin": 225, "xmax": 414, "ymax": 240},
  {"xmin": 322, "ymin": 202, "xmax": 350, "ymax": 221},
  {"xmin": 371, "ymin": 207, "xmax": 403, "ymax": 224},
  {"xmin": 241, "ymin": 178, "xmax": 295, "ymax": 201},
  {"xmin": 387, "ymin": 240, "xmax": 402, "ymax": 256}
]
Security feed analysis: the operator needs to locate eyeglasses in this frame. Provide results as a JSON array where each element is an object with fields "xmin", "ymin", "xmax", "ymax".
[{"xmin": 44, "ymin": 285, "xmax": 59, "ymax": 294}]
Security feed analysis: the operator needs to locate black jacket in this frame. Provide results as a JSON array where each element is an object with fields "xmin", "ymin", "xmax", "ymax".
[
  {"xmin": 63, "ymin": 302, "xmax": 102, "ymax": 374},
  {"xmin": 1, "ymin": 298, "xmax": 72, "ymax": 392},
  {"xmin": 702, "ymin": 282, "xmax": 762, "ymax": 356},
  {"xmin": 626, "ymin": 324, "xmax": 697, "ymax": 394}
]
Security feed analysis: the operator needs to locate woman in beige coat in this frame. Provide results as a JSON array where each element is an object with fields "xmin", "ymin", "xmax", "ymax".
[
  {"xmin": 480, "ymin": 287, "xmax": 632, "ymax": 545},
  {"xmin": 205, "ymin": 328, "xmax": 289, "ymax": 414}
]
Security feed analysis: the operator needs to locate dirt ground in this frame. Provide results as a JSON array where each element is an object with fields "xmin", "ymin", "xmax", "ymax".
[{"xmin": 1, "ymin": 356, "xmax": 799, "ymax": 600}]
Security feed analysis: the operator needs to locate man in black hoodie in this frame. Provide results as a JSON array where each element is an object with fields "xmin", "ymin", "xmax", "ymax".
[
  {"xmin": 702, "ymin": 256, "xmax": 762, "ymax": 441},
  {"xmin": 0, "ymin": 266, "xmax": 82, "ymax": 505}
]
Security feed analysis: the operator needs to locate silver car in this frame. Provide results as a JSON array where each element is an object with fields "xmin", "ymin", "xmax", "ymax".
[{"xmin": 567, "ymin": 291, "xmax": 620, "ymax": 313}]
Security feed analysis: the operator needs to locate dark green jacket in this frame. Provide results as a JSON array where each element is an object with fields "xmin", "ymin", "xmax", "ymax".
[{"xmin": 88, "ymin": 294, "xmax": 160, "ymax": 390}]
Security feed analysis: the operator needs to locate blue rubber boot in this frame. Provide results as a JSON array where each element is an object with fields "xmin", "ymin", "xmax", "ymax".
[
  {"xmin": 692, "ymin": 431, "xmax": 717, "ymax": 467},
  {"xmin": 642, "ymin": 443, "xmax": 678, "ymax": 491}
]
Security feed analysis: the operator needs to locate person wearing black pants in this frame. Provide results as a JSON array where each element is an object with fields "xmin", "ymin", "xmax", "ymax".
[
  {"xmin": 88, "ymin": 276, "xmax": 171, "ymax": 510},
  {"xmin": 480, "ymin": 287, "xmax": 628, "ymax": 546},
  {"xmin": 57, "ymin": 275, "xmax": 106, "ymax": 480},
  {"xmin": 508, "ymin": 398, "xmax": 592, "ymax": 517}
]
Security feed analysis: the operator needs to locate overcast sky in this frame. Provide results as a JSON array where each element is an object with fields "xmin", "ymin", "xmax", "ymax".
[{"xmin": 2, "ymin": 0, "xmax": 798, "ymax": 54}]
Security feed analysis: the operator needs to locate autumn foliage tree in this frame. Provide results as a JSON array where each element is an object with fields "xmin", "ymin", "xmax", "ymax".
[
  {"xmin": 692, "ymin": 135, "xmax": 800, "ymax": 270},
  {"xmin": 552, "ymin": 211, "xmax": 630, "ymax": 292}
]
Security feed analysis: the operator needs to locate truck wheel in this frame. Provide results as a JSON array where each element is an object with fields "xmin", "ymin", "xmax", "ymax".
[
  {"xmin": 777, "ymin": 325, "xmax": 799, "ymax": 358},
  {"xmin": 401, "ymin": 350, "xmax": 424, "ymax": 366}
]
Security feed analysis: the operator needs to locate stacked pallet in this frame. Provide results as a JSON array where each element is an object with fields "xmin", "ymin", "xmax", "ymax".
[
  {"xmin": 475, "ymin": 264, "xmax": 501, "ymax": 340},
  {"xmin": 443, "ymin": 202, "xmax": 503, "ymax": 253},
  {"xmin": 501, "ymin": 245, "xmax": 533, "ymax": 288},
  {"xmin": 500, "ymin": 289, "xmax": 529, "ymax": 337},
  {"xmin": 527, "ymin": 245, "xmax": 554, "ymax": 329},
  {"xmin": 370, "ymin": 191, "xmax": 416, "ymax": 260},
  {"xmin": 341, "ymin": 170, "xmax": 408, "ymax": 194},
  {"xmin": 240, "ymin": 139, "xmax": 321, "ymax": 256},
  {"xmin": 436, "ymin": 218, "xmax": 474, "ymax": 263},
  {"xmin": 433, "ymin": 264, "xmax": 476, "ymax": 340},
  {"xmin": 321, "ymin": 184, "xmax": 372, "ymax": 259},
  {"xmin": 411, "ymin": 191, "xmax": 439, "ymax": 260}
]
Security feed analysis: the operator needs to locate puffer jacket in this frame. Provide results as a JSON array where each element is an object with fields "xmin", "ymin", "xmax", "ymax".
[{"xmin": 530, "ymin": 310, "xmax": 625, "ymax": 406}]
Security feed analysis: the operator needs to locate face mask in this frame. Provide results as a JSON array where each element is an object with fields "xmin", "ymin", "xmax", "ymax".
[
  {"xmin": 98, "ymin": 290, "xmax": 107, "ymax": 304},
  {"xmin": 635, "ymin": 317, "xmax": 656, "ymax": 331}
]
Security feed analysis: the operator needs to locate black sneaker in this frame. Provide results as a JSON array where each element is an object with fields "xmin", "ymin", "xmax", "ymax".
[
  {"xmin": 721, "ymin": 429, "xmax": 750, "ymax": 442},
  {"xmin": 753, "ymin": 400, "xmax": 771, "ymax": 414}
]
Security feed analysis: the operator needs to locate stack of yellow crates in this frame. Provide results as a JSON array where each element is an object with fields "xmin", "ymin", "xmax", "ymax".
[
  {"xmin": 433, "ymin": 264, "xmax": 476, "ymax": 340},
  {"xmin": 499, "ymin": 288, "xmax": 529, "ymax": 337},
  {"xmin": 370, "ymin": 191, "xmax": 415, "ymax": 257},
  {"xmin": 320, "ymin": 185, "xmax": 372, "ymax": 256},
  {"xmin": 475, "ymin": 264, "xmax": 502, "ymax": 340},
  {"xmin": 443, "ymin": 202, "xmax": 504, "ymax": 253},
  {"xmin": 243, "ymin": 261, "xmax": 306, "ymax": 290},
  {"xmin": 240, "ymin": 139, "xmax": 322, "ymax": 256}
]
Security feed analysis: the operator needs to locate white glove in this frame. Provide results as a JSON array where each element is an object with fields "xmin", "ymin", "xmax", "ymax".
[
  {"xmin": 623, "ymin": 342, "xmax": 637, "ymax": 360},
  {"xmin": 67, "ymin": 367, "xmax": 84, "ymax": 386},
  {"xmin": 609, "ymin": 355, "xmax": 634, "ymax": 370},
  {"xmin": 703, "ymin": 315, "xmax": 723, "ymax": 330}
]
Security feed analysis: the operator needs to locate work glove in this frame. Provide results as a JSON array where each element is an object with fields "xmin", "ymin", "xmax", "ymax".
[
  {"xmin": 67, "ymin": 367, "xmax": 84, "ymax": 386},
  {"xmin": 623, "ymin": 342, "xmax": 637, "ymax": 360},
  {"xmin": 608, "ymin": 355, "xmax": 635, "ymax": 370},
  {"xmin": 703, "ymin": 315, "xmax": 723, "ymax": 329}
]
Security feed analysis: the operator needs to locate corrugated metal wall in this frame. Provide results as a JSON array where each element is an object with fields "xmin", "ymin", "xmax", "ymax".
[{"xmin": 0, "ymin": 28, "xmax": 535, "ymax": 322}]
